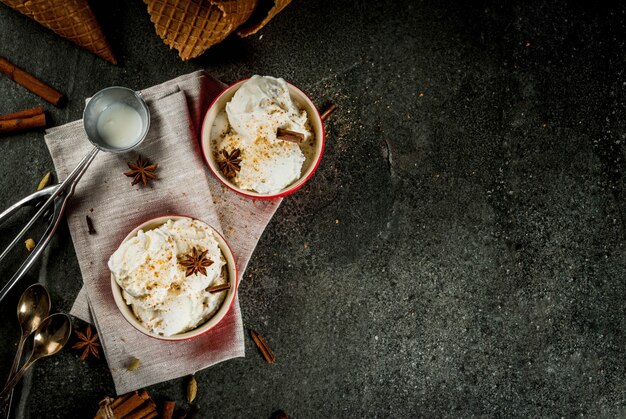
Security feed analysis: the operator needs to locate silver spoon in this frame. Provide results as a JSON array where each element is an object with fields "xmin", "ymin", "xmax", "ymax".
[
  {"xmin": 4, "ymin": 284, "xmax": 51, "ymax": 417},
  {"xmin": 0, "ymin": 313, "xmax": 71, "ymax": 413}
]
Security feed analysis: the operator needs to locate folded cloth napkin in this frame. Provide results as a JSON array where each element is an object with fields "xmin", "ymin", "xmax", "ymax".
[{"xmin": 44, "ymin": 71, "xmax": 281, "ymax": 394}]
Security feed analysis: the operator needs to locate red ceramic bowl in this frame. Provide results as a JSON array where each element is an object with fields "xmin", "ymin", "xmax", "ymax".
[
  {"xmin": 200, "ymin": 78, "xmax": 325, "ymax": 199},
  {"xmin": 110, "ymin": 215, "xmax": 238, "ymax": 341}
]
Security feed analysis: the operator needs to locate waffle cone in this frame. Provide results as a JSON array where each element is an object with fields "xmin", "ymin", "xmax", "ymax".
[
  {"xmin": 236, "ymin": 0, "xmax": 291, "ymax": 37},
  {"xmin": 145, "ymin": 0, "xmax": 257, "ymax": 61},
  {"xmin": 0, "ymin": 0, "xmax": 117, "ymax": 64}
]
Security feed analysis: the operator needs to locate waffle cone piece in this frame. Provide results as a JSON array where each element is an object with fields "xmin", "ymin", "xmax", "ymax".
[
  {"xmin": 0, "ymin": 0, "xmax": 116, "ymax": 64},
  {"xmin": 237, "ymin": 0, "xmax": 291, "ymax": 37},
  {"xmin": 145, "ymin": 0, "xmax": 257, "ymax": 61}
]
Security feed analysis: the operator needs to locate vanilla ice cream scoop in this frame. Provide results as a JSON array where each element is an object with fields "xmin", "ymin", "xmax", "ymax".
[
  {"xmin": 226, "ymin": 75, "xmax": 311, "ymax": 142},
  {"xmin": 213, "ymin": 76, "xmax": 312, "ymax": 194},
  {"xmin": 108, "ymin": 218, "xmax": 228, "ymax": 337}
]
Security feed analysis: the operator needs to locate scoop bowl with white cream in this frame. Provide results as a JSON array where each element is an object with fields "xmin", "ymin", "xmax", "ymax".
[
  {"xmin": 201, "ymin": 76, "xmax": 325, "ymax": 199},
  {"xmin": 109, "ymin": 216, "xmax": 238, "ymax": 340},
  {"xmin": 96, "ymin": 102, "xmax": 144, "ymax": 149},
  {"xmin": 83, "ymin": 86, "xmax": 150, "ymax": 153}
]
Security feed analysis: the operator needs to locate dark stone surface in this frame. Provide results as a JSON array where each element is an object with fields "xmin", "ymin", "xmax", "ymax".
[{"xmin": 1, "ymin": 0, "xmax": 626, "ymax": 417}]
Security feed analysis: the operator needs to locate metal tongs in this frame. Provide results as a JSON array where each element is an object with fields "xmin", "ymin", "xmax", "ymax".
[{"xmin": 0, "ymin": 87, "xmax": 150, "ymax": 303}]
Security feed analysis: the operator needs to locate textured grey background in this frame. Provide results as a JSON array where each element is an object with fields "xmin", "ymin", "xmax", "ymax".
[{"xmin": 1, "ymin": 0, "xmax": 626, "ymax": 417}]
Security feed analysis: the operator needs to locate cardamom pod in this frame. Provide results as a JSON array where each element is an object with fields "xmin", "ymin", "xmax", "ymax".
[
  {"xmin": 186, "ymin": 375, "xmax": 197, "ymax": 403},
  {"xmin": 25, "ymin": 238, "xmax": 36, "ymax": 252},
  {"xmin": 127, "ymin": 357, "xmax": 141, "ymax": 371},
  {"xmin": 37, "ymin": 171, "xmax": 52, "ymax": 191}
]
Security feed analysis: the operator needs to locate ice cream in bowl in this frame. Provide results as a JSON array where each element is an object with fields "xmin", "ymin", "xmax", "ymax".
[
  {"xmin": 201, "ymin": 75, "xmax": 325, "ymax": 199},
  {"xmin": 109, "ymin": 216, "xmax": 237, "ymax": 340}
]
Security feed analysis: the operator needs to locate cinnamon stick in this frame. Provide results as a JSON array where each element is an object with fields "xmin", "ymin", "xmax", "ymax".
[
  {"xmin": 110, "ymin": 392, "xmax": 133, "ymax": 410},
  {"xmin": 127, "ymin": 400, "xmax": 156, "ymax": 418},
  {"xmin": 112, "ymin": 390, "xmax": 150, "ymax": 417},
  {"xmin": 206, "ymin": 282, "xmax": 230, "ymax": 294},
  {"xmin": 320, "ymin": 103, "xmax": 337, "ymax": 122},
  {"xmin": 276, "ymin": 128, "xmax": 305, "ymax": 144},
  {"xmin": 0, "ymin": 57, "xmax": 65, "ymax": 106},
  {"xmin": 0, "ymin": 113, "xmax": 46, "ymax": 134},
  {"xmin": 0, "ymin": 106, "xmax": 44, "ymax": 121},
  {"xmin": 249, "ymin": 329, "xmax": 276, "ymax": 364},
  {"xmin": 162, "ymin": 400, "xmax": 176, "ymax": 419},
  {"xmin": 271, "ymin": 410, "xmax": 289, "ymax": 419}
]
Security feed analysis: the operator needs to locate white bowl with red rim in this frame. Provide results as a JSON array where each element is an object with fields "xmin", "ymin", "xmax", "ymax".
[
  {"xmin": 200, "ymin": 78, "xmax": 325, "ymax": 199},
  {"xmin": 110, "ymin": 215, "xmax": 238, "ymax": 341}
]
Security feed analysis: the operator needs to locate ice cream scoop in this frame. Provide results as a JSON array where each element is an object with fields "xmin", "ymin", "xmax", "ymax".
[{"xmin": 0, "ymin": 86, "xmax": 150, "ymax": 305}]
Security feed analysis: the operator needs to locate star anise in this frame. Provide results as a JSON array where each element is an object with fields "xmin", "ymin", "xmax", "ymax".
[
  {"xmin": 72, "ymin": 325, "xmax": 101, "ymax": 361},
  {"xmin": 218, "ymin": 148, "xmax": 241, "ymax": 179},
  {"xmin": 124, "ymin": 155, "xmax": 158, "ymax": 186},
  {"xmin": 179, "ymin": 247, "xmax": 214, "ymax": 277}
]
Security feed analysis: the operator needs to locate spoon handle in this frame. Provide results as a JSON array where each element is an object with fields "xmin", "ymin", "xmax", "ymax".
[
  {"xmin": 0, "ymin": 360, "xmax": 33, "ymax": 401},
  {"xmin": 0, "ymin": 359, "xmax": 32, "ymax": 419},
  {"xmin": 3, "ymin": 334, "xmax": 27, "ymax": 419},
  {"xmin": 6, "ymin": 334, "xmax": 25, "ymax": 384}
]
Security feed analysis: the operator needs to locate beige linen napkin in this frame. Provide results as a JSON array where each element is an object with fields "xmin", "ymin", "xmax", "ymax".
[{"xmin": 44, "ymin": 71, "xmax": 281, "ymax": 394}]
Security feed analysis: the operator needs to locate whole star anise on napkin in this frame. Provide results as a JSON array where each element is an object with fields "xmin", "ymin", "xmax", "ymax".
[
  {"xmin": 218, "ymin": 149, "xmax": 241, "ymax": 179},
  {"xmin": 72, "ymin": 324, "xmax": 101, "ymax": 361},
  {"xmin": 124, "ymin": 155, "xmax": 158, "ymax": 186},
  {"xmin": 179, "ymin": 247, "xmax": 213, "ymax": 277}
]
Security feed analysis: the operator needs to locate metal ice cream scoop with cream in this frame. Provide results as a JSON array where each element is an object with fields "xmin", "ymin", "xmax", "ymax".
[{"xmin": 0, "ymin": 86, "xmax": 150, "ymax": 303}]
